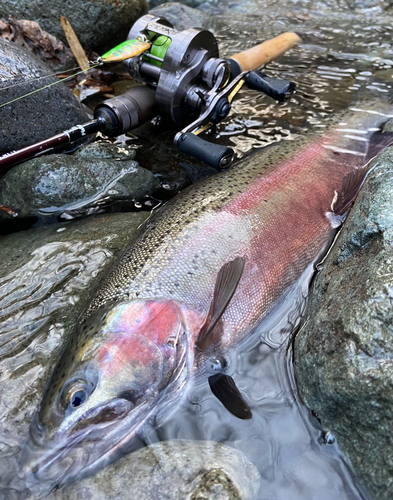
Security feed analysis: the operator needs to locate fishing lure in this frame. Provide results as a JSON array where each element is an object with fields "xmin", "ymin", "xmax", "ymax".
[
  {"xmin": 0, "ymin": 38, "xmax": 151, "ymax": 109},
  {"xmin": 99, "ymin": 38, "xmax": 151, "ymax": 63}
]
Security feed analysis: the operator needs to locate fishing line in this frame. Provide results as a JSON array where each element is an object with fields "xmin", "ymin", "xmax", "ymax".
[
  {"xmin": 0, "ymin": 64, "xmax": 90, "ymax": 91},
  {"xmin": 0, "ymin": 62, "xmax": 101, "ymax": 108}
]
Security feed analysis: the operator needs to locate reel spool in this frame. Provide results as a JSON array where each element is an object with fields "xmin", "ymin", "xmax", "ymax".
[{"xmin": 124, "ymin": 14, "xmax": 223, "ymax": 125}]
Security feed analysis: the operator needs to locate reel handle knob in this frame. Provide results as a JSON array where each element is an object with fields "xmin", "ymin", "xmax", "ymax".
[
  {"xmin": 176, "ymin": 133, "xmax": 235, "ymax": 170},
  {"xmin": 246, "ymin": 71, "xmax": 296, "ymax": 102}
]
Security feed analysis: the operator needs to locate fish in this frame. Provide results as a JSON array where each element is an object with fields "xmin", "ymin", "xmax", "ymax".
[{"xmin": 19, "ymin": 98, "xmax": 393, "ymax": 491}]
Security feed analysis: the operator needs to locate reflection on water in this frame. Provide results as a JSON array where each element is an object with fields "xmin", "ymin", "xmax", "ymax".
[
  {"xmin": 1, "ymin": 2, "xmax": 393, "ymax": 498},
  {"xmin": 209, "ymin": 5, "xmax": 393, "ymax": 161}
]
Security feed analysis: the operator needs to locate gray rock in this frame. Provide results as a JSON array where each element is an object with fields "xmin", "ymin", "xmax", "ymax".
[
  {"xmin": 51, "ymin": 440, "xmax": 260, "ymax": 500},
  {"xmin": 149, "ymin": 0, "xmax": 208, "ymax": 10},
  {"xmin": 0, "ymin": 0, "xmax": 148, "ymax": 52},
  {"xmin": 0, "ymin": 212, "xmax": 150, "ymax": 497},
  {"xmin": 74, "ymin": 141, "xmax": 136, "ymax": 161},
  {"xmin": 0, "ymin": 38, "xmax": 88, "ymax": 154},
  {"xmin": 0, "ymin": 141, "xmax": 160, "ymax": 219},
  {"xmin": 149, "ymin": 2, "xmax": 209, "ymax": 30},
  {"xmin": 294, "ymin": 147, "xmax": 393, "ymax": 500}
]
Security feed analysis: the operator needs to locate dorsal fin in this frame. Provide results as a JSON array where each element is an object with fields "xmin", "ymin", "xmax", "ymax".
[{"xmin": 196, "ymin": 257, "xmax": 246, "ymax": 351}]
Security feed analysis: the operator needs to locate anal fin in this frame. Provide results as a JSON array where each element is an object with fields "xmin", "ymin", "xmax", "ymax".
[
  {"xmin": 196, "ymin": 256, "xmax": 245, "ymax": 351},
  {"xmin": 209, "ymin": 374, "xmax": 252, "ymax": 420}
]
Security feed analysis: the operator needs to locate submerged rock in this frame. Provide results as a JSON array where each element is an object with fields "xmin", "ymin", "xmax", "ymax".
[
  {"xmin": 0, "ymin": 212, "xmax": 150, "ymax": 497},
  {"xmin": 52, "ymin": 440, "xmax": 260, "ymax": 500},
  {"xmin": 0, "ymin": 141, "xmax": 160, "ymax": 219},
  {"xmin": 0, "ymin": 38, "xmax": 88, "ymax": 154},
  {"xmin": 0, "ymin": 0, "xmax": 148, "ymax": 52},
  {"xmin": 294, "ymin": 147, "xmax": 393, "ymax": 500}
]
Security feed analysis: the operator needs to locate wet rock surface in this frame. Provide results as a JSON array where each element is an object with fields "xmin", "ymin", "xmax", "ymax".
[
  {"xmin": 0, "ymin": 38, "xmax": 88, "ymax": 154},
  {"xmin": 2, "ymin": 0, "xmax": 393, "ymax": 499},
  {"xmin": 51, "ymin": 440, "xmax": 260, "ymax": 500},
  {"xmin": 0, "ymin": 0, "xmax": 148, "ymax": 52},
  {"xmin": 294, "ymin": 147, "xmax": 393, "ymax": 500},
  {"xmin": 0, "ymin": 141, "xmax": 160, "ymax": 219},
  {"xmin": 0, "ymin": 211, "xmax": 150, "ymax": 497}
]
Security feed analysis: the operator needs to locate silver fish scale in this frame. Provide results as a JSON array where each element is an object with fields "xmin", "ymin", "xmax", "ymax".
[
  {"xmin": 85, "ymin": 98, "xmax": 393, "ymax": 321},
  {"xmin": 85, "ymin": 150, "xmax": 282, "ymax": 316}
]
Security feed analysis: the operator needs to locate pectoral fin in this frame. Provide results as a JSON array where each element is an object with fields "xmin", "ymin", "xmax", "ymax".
[
  {"xmin": 196, "ymin": 257, "xmax": 246, "ymax": 350},
  {"xmin": 209, "ymin": 374, "xmax": 252, "ymax": 420}
]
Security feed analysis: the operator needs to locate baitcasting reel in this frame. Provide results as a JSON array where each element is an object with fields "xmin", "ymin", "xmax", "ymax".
[
  {"xmin": 97, "ymin": 14, "xmax": 298, "ymax": 169},
  {"xmin": 0, "ymin": 15, "xmax": 300, "ymax": 172}
]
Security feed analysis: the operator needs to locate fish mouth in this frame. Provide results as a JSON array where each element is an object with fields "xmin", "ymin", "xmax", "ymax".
[{"xmin": 18, "ymin": 397, "xmax": 154, "ymax": 493}]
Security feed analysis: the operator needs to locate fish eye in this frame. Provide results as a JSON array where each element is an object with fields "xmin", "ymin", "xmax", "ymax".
[
  {"xmin": 60, "ymin": 380, "xmax": 90, "ymax": 410},
  {"xmin": 70, "ymin": 389, "xmax": 87, "ymax": 408}
]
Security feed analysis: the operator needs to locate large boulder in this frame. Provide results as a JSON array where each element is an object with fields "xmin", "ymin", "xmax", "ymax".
[
  {"xmin": 0, "ymin": 141, "xmax": 160, "ymax": 219},
  {"xmin": 294, "ymin": 147, "xmax": 393, "ymax": 500},
  {"xmin": 0, "ymin": 0, "xmax": 148, "ymax": 52},
  {"xmin": 0, "ymin": 38, "xmax": 88, "ymax": 154},
  {"xmin": 149, "ymin": 2, "xmax": 209, "ymax": 30}
]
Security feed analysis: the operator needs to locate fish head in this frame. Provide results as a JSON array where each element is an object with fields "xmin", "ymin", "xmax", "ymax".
[{"xmin": 19, "ymin": 299, "xmax": 192, "ymax": 490}]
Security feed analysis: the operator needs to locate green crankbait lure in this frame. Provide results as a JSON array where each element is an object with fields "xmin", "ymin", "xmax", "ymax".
[{"xmin": 100, "ymin": 39, "xmax": 151, "ymax": 63}]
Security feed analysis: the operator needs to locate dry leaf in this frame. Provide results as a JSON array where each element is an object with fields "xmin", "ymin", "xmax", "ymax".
[
  {"xmin": 0, "ymin": 18, "xmax": 11, "ymax": 38},
  {"xmin": 0, "ymin": 203, "xmax": 18, "ymax": 217},
  {"xmin": 60, "ymin": 16, "xmax": 89, "ymax": 72},
  {"xmin": 11, "ymin": 17, "xmax": 64, "ymax": 55},
  {"xmin": 1, "ymin": 16, "xmax": 74, "ymax": 70}
]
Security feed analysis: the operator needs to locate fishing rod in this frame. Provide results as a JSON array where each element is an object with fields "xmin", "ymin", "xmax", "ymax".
[{"xmin": 0, "ymin": 14, "xmax": 300, "ymax": 172}]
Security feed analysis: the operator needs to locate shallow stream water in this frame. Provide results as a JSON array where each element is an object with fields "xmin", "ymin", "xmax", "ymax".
[{"xmin": 1, "ymin": 0, "xmax": 393, "ymax": 498}]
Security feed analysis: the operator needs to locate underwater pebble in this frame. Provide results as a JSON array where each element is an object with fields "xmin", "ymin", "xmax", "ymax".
[{"xmin": 52, "ymin": 440, "xmax": 260, "ymax": 500}]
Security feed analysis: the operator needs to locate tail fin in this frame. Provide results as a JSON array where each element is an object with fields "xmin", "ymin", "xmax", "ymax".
[
  {"xmin": 365, "ymin": 126, "xmax": 393, "ymax": 163},
  {"xmin": 333, "ymin": 128, "xmax": 393, "ymax": 216}
]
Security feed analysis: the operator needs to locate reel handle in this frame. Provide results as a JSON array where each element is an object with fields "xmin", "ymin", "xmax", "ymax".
[
  {"xmin": 230, "ymin": 32, "xmax": 301, "ymax": 72},
  {"xmin": 176, "ymin": 133, "xmax": 235, "ymax": 170},
  {"xmin": 246, "ymin": 71, "xmax": 296, "ymax": 102}
]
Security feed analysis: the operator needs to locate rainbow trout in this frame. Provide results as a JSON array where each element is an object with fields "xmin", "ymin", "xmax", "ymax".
[{"xmin": 20, "ymin": 99, "xmax": 393, "ymax": 489}]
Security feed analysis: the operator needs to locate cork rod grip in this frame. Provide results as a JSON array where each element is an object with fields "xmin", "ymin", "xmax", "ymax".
[{"xmin": 230, "ymin": 32, "xmax": 301, "ymax": 72}]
